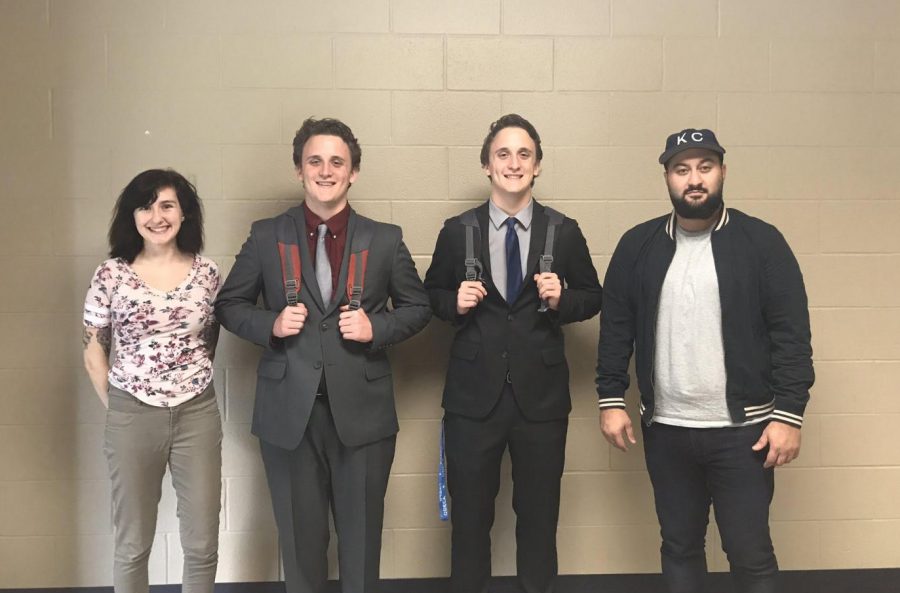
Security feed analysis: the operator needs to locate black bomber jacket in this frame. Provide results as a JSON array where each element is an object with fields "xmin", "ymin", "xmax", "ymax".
[{"xmin": 595, "ymin": 207, "xmax": 814, "ymax": 428}]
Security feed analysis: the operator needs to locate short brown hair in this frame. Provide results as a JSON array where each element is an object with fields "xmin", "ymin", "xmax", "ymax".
[
  {"xmin": 479, "ymin": 113, "xmax": 543, "ymax": 167},
  {"xmin": 292, "ymin": 117, "xmax": 361, "ymax": 171}
]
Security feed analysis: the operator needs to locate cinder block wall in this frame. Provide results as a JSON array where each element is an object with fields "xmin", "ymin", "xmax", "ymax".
[{"xmin": 2, "ymin": 0, "xmax": 900, "ymax": 587}]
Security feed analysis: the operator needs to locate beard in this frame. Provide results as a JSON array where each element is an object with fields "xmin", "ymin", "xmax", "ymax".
[{"xmin": 668, "ymin": 182, "xmax": 724, "ymax": 220}]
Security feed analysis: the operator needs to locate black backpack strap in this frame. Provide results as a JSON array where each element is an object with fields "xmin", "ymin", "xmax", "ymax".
[
  {"xmin": 276, "ymin": 216, "xmax": 302, "ymax": 306},
  {"xmin": 346, "ymin": 217, "xmax": 375, "ymax": 310},
  {"xmin": 459, "ymin": 209, "xmax": 483, "ymax": 283},
  {"xmin": 538, "ymin": 207, "xmax": 565, "ymax": 312},
  {"xmin": 539, "ymin": 207, "xmax": 565, "ymax": 274}
]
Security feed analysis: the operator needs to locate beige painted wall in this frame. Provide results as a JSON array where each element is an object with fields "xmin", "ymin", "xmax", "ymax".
[{"xmin": 2, "ymin": 0, "xmax": 900, "ymax": 587}]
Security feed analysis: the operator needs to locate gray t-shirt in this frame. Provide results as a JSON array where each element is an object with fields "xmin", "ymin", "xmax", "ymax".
[{"xmin": 653, "ymin": 224, "xmax": 733, "ymax": 427}]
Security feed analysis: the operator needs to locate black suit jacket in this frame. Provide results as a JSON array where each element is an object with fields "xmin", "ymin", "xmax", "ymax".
[
  {"xmin": 215, "ymin": 205, "xmax": 431, "ymax": 449},
  {"xmin": 424, "ymin": 200, "xmax": 602, "ymax": 421}
]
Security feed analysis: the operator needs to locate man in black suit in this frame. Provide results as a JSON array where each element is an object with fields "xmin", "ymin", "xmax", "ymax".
[
  {"xmin": 216, "ymin": 117, "xmax": 431, "ymax": 593},
  {"xmin": 424, "ymin": 114, "xmax": 602, "ymax": 593}
]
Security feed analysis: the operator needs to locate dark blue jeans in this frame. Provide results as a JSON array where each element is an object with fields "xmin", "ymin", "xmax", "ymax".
[{"xmin": 643, "ymin": 421, "xmax": 778, "ymax": 593}]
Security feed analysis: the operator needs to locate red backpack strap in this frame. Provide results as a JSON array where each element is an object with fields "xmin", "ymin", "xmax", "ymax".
[
  {"xmin": 344, "ymin": 215, "xmax": 375, "ymax": 311},
  {"xmin": 345, "ymin": 249, "xmax": 368, "ymax": 311},
  {"xmin": 277, "ymin": 241, "xmax": 301, "ymax": 306}
]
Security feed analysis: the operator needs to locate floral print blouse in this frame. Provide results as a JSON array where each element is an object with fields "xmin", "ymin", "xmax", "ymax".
[{"xmin": 83, "ymin": 255, "xmax": 220, "ymax": 407}]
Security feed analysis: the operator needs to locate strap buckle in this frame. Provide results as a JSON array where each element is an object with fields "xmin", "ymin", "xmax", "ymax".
[
  {"xmin": 464, "ymin": 258, "xmax": 484, "ymax": 282},
  {"xmin": 348, "ymin": 286, "xmax": 363, "ymax": 311},
  {"xmin": 539, "ymin": 254, "xmax": 554, "ymax": 273},
  {"xmin": 284, "ymin": 279, "xmax": 299, "ymax": 305},
  {"xmin": 537, "ymin": 255, "xmax": 554, "ymax": 313}
]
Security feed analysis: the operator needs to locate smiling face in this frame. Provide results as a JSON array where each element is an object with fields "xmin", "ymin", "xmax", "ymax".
[
  {"xmin": 664, "ymin": 148, "xmax": 726, "ymax": 221},
  {"xmin": 296, "ymin": 134, "xmax": 358, "ymax": 214},
  {"xmin": 133, "ymin": 186, "xmax": 183, "ymax": 248},
  {"xmin": 483, "ymin": 126, "xmax": 542, "ymax": 205}
]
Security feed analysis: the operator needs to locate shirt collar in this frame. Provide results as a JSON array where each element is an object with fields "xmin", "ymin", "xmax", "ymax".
[
  {"xmin": 488, "ymin": 198, "xmax": 534, "ymax": 231},
  {"xmin": 303, "ymin": 202, "xmax": 351, "ymax": 236}
]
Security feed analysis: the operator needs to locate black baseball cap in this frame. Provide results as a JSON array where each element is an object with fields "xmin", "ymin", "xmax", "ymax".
[{"xmin": 658, "ymin": 128, "xmax": 726, "ymax": 165}]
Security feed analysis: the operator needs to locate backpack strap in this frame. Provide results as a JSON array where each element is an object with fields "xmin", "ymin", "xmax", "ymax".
[
  {"xmin": 538, "ymin": 207, "xmax": 565, "ymax": 313},
  {"xmin": 459, "ymin": 209, "xmax": 484, "ymax": 283},
  {"xmin": 276, "ymin": 216, "xmax": 302, "ymax": 306},
  {"xmin": 345, "ymin": 217, "xmax": 375, "ymax": 311}
]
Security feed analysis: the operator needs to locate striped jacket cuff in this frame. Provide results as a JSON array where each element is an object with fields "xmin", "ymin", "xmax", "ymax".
[
  {"xmin": 771, "ymin": 409, "xmax": 804, "ymax": 428},
  {"xmin": 598, "ymin": 397, "xmax": 627, "ymax": 410},
  {"xmin": 744, "ymin": 400, "xmax": 775, "ymax": 421}
]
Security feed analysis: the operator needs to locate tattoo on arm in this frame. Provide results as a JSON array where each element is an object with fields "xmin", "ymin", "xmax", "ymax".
[
  {"xmin": 97, "ymin": 327, "xmax": 112, "ymax": 356},
  {"xmin": 84, "ymin": 326, "xmax": 112, "ymax": 356}
]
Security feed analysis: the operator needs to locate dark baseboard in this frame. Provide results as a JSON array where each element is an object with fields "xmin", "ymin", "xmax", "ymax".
[{"xmin": 5, "ymin": 569, "xmax": 899, "ymax": 593}]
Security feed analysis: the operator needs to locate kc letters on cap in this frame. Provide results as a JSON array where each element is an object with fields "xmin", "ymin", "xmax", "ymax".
[{"xmin": 658, "ymin": 128, "xmax": 726, "ymax": 165}]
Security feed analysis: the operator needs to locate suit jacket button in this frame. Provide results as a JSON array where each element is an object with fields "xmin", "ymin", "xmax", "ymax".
[
  {"xmin": 314, "ymin": 361, "xmax": 322, "ymax": 369},
  {"xmin": 507, "ymin": 314, "xmax": 514, "ymax": 321},
  {"xmin": 320, "ymin": 322, "xmax": 328, "ymax": 331},
  {"xmin": 501, "ymin": 351, "xmax": 508, "ymax": 359}
]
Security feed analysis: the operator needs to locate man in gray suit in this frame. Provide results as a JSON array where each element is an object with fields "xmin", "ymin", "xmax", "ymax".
[{"xmin": 216, "ymin": 117, "xmax": 431, "ymax": 593}]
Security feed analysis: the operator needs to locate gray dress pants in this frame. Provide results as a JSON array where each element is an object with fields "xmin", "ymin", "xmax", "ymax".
[
  {"xmin": 259, "ymin": 396, "xmax": 396, "ymax": 593},
  {"xmin": 104, "ymin": 383, "xmax": 222, "ymax": 593}
]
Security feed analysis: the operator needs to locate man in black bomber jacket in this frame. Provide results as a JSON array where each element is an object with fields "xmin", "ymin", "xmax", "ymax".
[
  {"xmin": 596, "ymin": 128, "xmax": 814, "ymax": 593},
  {"xmin": 425, "ymin": 114, "xmax": 602, "ymax": 593}
]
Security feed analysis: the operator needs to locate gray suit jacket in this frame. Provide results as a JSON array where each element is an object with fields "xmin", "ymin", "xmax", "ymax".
[{"xmin": 215, "ymin": 205, "xmax": 431, "ymax": 449}]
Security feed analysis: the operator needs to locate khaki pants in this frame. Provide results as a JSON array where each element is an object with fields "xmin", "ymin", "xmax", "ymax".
[{"xmin": 105, "ymin": 383, "xmax": 222, "ymax": 593}]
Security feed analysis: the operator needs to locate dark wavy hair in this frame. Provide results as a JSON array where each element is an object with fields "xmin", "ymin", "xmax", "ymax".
[
  {"xmin": 292, "ymin": 117, "xmax": 362, "ymax": 171},
  {"xmin": 108, "ymin": 169, "xmax": 204, "ymax": 263},
  {"xmin": 479, "ymin": 113, "xmax": 543, "ymax": 167}
]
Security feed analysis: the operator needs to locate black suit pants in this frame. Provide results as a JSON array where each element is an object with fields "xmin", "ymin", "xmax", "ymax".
[
  {"xmin": 445, "ymin": 383, "xmax": 568, "ymax": 593},
  {"xmin": 259, "ymin": 397, "xmax": 396, "ymax": 593}
]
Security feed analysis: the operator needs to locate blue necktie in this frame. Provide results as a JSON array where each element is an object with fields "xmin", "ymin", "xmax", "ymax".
[{"xmin": 505, "ymin": 217, "xmax": 522, "ymax": 303}]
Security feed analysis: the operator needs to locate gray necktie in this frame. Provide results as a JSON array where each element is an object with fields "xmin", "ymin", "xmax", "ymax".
[{"xmin": 316, "ymin": 223, "xmax": 333, "ymax": 304}]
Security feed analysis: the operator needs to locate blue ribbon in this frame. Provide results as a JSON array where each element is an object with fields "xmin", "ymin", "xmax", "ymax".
[{"xmin": 438, "ymin": 420, "xmax": 450, "ymax": 521}]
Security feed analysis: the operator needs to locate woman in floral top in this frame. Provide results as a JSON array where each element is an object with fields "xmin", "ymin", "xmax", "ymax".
[{"xmin": 83, "ymin": 169, "xmax": 222, "ymax": 593}]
